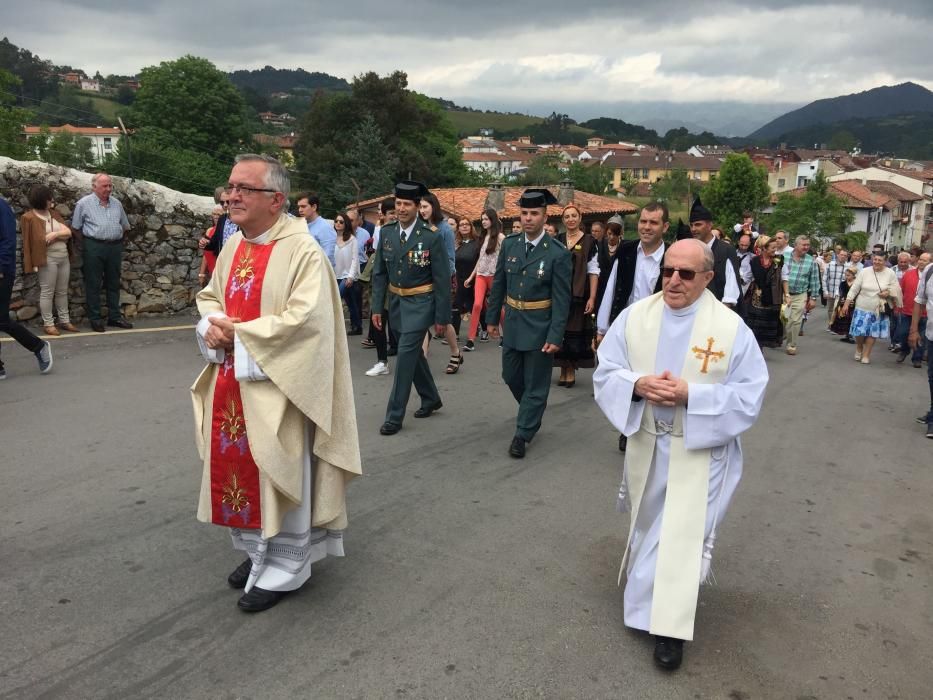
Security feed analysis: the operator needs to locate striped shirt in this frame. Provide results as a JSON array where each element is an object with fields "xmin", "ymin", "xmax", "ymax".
[
  {"xmin": 782, "ymin": 252, "xmax": 821, "ymax": 297},
  {"xmin": 72, "ymin": 193, "xmax": 129, "ymax": 241}
]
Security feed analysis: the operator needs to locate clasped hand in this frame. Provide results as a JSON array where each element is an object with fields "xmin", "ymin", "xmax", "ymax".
[
  {"xmin": 635, "ymin": 370, "xmax": 688, "ymax": 407},
  {"xmin": 204, "ymin": 316, "xmax": 238, "ymax": 350}
]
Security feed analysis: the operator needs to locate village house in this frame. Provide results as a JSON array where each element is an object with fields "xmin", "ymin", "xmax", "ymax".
[
  {"xmin": 687, "ymin": 144, "xmax": 733, "ymax": 158},
  {"xmin": 80, "ymin": 79, "xmax": 101, "ymax": 92},
  {"xmin": 775, "ymin": 179, "xmax": 923, "ymax": 250},
  {"xmin": 251, "ymin": 132, "xmax": 298, "ymax": 164},
  {"xmin": 22, "ymin": 124, "xmax": 122, "ymax": 164},
  {"xmin": 603, "ymin": 152, "xmax": 723, "ymax": 191},
  {"xmin": 829, "ymin": 162, "xmax": 933, "ymax": 248}
]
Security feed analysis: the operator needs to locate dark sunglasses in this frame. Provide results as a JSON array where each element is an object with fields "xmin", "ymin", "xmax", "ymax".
[{"xmin": 661, "ymin": 266, "xmax": 702, "ymax": 281}]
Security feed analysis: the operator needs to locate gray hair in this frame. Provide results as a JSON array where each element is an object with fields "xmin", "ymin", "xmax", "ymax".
[
  {"xmin": 214, "ymin": 185, "xmax": 226, "ymax": 203},
  {"xmin": 91, "ymin": 172, "xmax": 111, "ymax": 185},
  {"xmin": 794, "ymin": 235, "xmax": 810, "ymax": 245},
  {"xmin": 234, "ymin": 153, "xmax": 290, "ymax": 211}
]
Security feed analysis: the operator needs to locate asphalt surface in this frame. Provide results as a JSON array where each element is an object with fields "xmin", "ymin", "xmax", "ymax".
[{"xmin": 1, "ymin": 316, "xmax": 931, "ymax": 699}]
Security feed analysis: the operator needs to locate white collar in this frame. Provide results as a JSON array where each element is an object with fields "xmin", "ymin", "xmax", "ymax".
[
  {"xmin": 524, "ymin": 232, "xmax": 545, "ymax": 248},
  {"xmin": 243, "ymin": 227, "xmax": 273, "ymax": 244},
  {"xmin": 639, "ymin": 241, "xmax": 665, "ymax": 260},
  {"xmin": 400, "ymin": 220, "xmax": 417, "ymax": 238}
]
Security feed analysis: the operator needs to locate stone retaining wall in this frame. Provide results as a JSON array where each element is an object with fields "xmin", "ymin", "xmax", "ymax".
[{"xmin": 1, "ymin": 157, "xmax": 214, "ymax": 322}]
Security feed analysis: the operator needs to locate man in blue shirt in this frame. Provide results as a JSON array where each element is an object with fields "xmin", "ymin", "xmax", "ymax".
[
  {"xmin": 297, "ymin": 193, "xmax": 336, "ymax": 269},
  {"xmin": 0, "ymin": 196, "xmax": 52, "ymax": 378}
]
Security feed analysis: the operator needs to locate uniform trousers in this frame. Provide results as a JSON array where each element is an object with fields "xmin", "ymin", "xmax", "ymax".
[
  {"xmin": 385, "ymin": 326, "xmax": 440, "ymax": 425},
  {"xmin": 501, "ymin": 346, "xmax": 554, "ymax": 441}
]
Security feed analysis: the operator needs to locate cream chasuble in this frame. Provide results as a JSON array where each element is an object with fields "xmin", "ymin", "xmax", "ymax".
[
  {"xmin": 191, "ymin": 214, "xmax": 362, "ymax": 542},
  {"xmin": 594, "ymin": 290, "xmax": 768, "ymax": 640}
]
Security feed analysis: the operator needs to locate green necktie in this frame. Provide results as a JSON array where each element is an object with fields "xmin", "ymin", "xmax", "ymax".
[{"xmin": 526, "ymin": 242, "xmax": 533, "ymax": 256}]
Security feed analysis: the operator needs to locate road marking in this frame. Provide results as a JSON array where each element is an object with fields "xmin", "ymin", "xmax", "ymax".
[{"xmin": 0, "ymin": 324, "xmax": 195, "ymax": 342}]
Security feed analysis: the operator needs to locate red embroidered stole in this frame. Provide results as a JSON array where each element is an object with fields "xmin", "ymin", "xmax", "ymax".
[{"xmin": 208, "ymin": 239, "xmax": 276, "ymax": 529}]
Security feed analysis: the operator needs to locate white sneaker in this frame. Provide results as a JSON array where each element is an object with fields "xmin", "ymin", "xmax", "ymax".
[{"xmin": 366, "ymin": 361, "xmax": 389, "ymax": 376}]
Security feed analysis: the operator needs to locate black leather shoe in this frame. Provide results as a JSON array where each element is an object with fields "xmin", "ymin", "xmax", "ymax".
[
  {"xmin": 509, "ymin": 437, "xmax": 526, "ymax": 458},
  {"xmin": 414, "ymin": 400, "xmax": 442, "ymax": 418},
  {"xmin": 237, "ymin": 586, "xmax": 289, "ymax": 612},
  {"xmin": 380, "ymin": 422, "xmax": 401, "ymax": 435},
  {"xmin": 653, "ymin": 636, "xmax": 684, "ymax": 670},
  {"xmin": 347, "ymin": 327, "xmax": 362, "ymax": 336},
  {"xmin": 618, "ymin": 434, "xmax": 627, "ymax": 452},
  {"xmin": 227, "ymin": 558, "xmax": 253, "ymax": 589},
  {"xmin": 107, "ymin": 318, "xmax": 134, "ymax": 329},
  {"xmin": 90, "ymin": 320, "xmax": 106, "ymax": 332}
]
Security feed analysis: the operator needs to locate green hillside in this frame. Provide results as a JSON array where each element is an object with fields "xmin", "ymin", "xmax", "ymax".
[
  {"xmin": 445, "ymin": 109, "xmax": 593, "ymax": 138},
  {"xmin": 75, "ymin": 91, "xmax": 123, "ymax": 122},
  {"xmin": 772, "ymin": 112, "xmax": 933, "ymax": 160}
]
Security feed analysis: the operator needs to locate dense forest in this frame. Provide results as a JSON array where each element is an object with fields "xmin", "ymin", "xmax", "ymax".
[{"xmin": 767, "ymin": 112, "xmax": 933, "ymax": 160}]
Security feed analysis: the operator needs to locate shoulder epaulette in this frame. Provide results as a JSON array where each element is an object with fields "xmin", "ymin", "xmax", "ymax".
[{"xmin": 550, "ymin": 237, "xmax": 567, "ymax": 249}]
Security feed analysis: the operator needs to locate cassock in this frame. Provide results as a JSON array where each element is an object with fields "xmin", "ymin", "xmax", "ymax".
[
  {"xmin": 191, "ymin": 214, "xmax": 362, "ymax": 593},
  {"xmin": 593, "ymin": 290, "xmax": 767, "ymax": 640}
]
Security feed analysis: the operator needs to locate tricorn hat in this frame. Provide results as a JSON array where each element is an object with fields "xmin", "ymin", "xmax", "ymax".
[
  {"xmin": 517, "ymin": 188, "xmax": 558, "ymax": 209},
  {"xmin": 689, "ymin": 196, "xmax": 713, "ymax": 223},
  {"xmin": 394, "ymin": 180, "xmax": 428, "ymax": 201},
  {"xmin": 675, "ymin": 217, "xmax": 692, "ymax": 240}
]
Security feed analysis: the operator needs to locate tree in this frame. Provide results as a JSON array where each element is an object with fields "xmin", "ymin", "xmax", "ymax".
[
  {"xmin": 294, "ymin": 71, "xmax": 469, "ymax": 211},
  {"xmin": 828, "ymin": 129, "xmax": 857, "ymax": 152},
  {"xmin": 104, "ymin": 127, "xmax": 230, "ymax": 196},
  {"xmin": 130, "ymin": 55, "xmax": 249, "ymax": 157},
  {"xmin": 701, "ymin": 153, "xmax": 770, "ymax": 229},
  {"xmin": 329, "ymin": 114, "xmax": 397, "ymax": 207},
  {"xmin": 567, "ymin": 161, "xmax": 612, "ymax": 195},
  {"xmin": 115, "ymin": 85, "xmax": 135, "ymax": 106},
  {"xmin": 517, "ymin": 153, "xmax": 562, "ymax": 186},
  {"xmin": 769, "ymin": 171, "xmax": 855, "ymax": 239},
  {"xmin": 0, "ymin": 69, "xmax": 33, "ymax": 160},
  {"xmin": 651, "ymin": 169, "xmax": 705, "ymax": 209}
]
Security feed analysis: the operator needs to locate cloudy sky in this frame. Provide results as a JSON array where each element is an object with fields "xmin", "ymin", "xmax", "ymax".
[{"xmin": 5, "ymin": 0, "xmax": 932, "ymax": 117}]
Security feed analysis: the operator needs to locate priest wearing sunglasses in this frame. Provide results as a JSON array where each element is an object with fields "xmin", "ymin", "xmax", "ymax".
[{"xmin": 593, "ymin": 238, "xmax": 768, "ymax": 671}]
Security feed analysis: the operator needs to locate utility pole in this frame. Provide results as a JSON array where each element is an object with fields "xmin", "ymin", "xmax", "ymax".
[{"xmin": 117, "ymin": 117, "xmax": 134, "ymax": 181}]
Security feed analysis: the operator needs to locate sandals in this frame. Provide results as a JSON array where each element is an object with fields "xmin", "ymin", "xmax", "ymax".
[{"xmin": 446, "ymin": 353, "xmax": 464, "ymax": 374}]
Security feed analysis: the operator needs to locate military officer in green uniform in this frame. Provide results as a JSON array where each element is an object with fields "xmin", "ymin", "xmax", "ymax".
[
  {"xmin": 487, "ymin": 188, "xmax": 572, "ymax": 458},
  {"xmin": 371, "ymin": 181, "xmax": 451, "ymax": 435}
]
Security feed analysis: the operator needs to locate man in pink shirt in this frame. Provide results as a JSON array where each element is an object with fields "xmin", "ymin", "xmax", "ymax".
[{"xmin": 896, "ymin": 252, "xmax": 930, "ymax": 367}]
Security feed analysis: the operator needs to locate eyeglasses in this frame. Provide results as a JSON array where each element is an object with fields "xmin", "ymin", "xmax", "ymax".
[
  {"xmin": 224, "ymin": 184, "xmax": 277, "ymax": 196},
  {"xmin": 661, "ymin": 266, "xmax": 702, "ymax": 281}
]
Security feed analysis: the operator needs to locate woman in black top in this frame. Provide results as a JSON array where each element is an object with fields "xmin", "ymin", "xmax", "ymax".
[{"xmin": 744, "ymin": 235, "xmax": 784, "ymax": 347}]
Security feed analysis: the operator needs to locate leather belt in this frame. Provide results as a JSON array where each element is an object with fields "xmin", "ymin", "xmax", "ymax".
[
  {"xmin": 389, "ymin": 283, "xmax": 433, "ymax": 297},
  {"xmin": 85, "ymin": 237, "xmax": 123, "ymax": 245},
  {"xmin": 506, "ymin": 296, "xmax": 551, "ymax": 310}
]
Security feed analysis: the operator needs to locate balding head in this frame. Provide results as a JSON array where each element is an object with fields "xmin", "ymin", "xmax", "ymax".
[
  {"xmin": 918, "ymin": 252, "xmax": 931, "ymax": 271},
  {"xmin": 662, "ymin": 239, "xmax": 715, "ymax": 309},
  {"xmin": 897, "ymin": 251, "xmax": 910, "ymax": 270}
]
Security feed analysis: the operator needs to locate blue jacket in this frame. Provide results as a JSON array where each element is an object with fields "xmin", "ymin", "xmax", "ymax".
[{"xmin": 0, "ymin": 196, "xmax": 17, "ymax": 279}]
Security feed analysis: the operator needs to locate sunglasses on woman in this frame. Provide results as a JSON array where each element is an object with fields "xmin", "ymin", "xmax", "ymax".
[{"xmin": 661, "ymin": 267, "xmax": 702, "ymax": 281}]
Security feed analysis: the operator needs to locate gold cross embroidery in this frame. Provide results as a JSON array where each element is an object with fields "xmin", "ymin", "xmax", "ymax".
[{"xmin": 692, "ymin": 337, "xmax": 725, "ymax": 374}]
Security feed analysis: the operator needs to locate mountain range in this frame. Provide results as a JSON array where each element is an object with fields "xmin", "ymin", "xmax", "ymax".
[{"xmin": 748, "ymin": 82, "xmax": 933, "ymax": 140}]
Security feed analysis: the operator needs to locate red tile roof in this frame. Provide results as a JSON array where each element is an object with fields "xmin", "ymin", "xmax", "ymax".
[
  {"xmin": 865, "ymin": 180, "xmax": 923, "ymax": 202},
  {"xmin": 777, "ymin": 180, "xmax": 892, "ymax": 209},
  {"xmin": 352, "ymin": 186, "xmax": 637, "ymax": 221}
]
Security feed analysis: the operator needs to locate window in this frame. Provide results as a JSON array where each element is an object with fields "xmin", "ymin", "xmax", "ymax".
[
  {"xmin": 694, "ymin": 171, "xmax": 701, "ymax": 179},
  {"xmin": 641, "ymin": 168, "xmax": 649, "ymax": 179},
  {"xmin": 778, "ymin": 178, "xmax": 786, "ymax": 188},
  {"xmin": 103, "ymin": 137, "xmax": 113, "ymax": 150}
]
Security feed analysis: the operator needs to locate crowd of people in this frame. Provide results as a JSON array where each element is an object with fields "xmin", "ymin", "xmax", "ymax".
[{"xmin": 4, "ymin": 159, "xmax": 932, "ymax": 675}]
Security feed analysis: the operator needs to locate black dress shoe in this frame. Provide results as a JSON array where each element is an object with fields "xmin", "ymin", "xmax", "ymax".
[
  {"xmin": 107, "ymin": 318, "xmax": 134, "ymax": 329},
  {"xmin": 509, "ymin": 436, "xmax": 526, "ymax": 458},
  {"xmin": 347, "ymin": 327, "xmax": 363, "ymax": 336},
  {"xmin": 237, "ymin": 586, "xmax": 289, "ymax": 612},
  {"xmin": 227, "ymin": 558, "xmax": 253, "ymax": 589},
  {"xmin": 380, "ymin": 422, "xmax": 401, "ymax": 435},
  {"xmin": 653, "ymin": 636, "xmax": 684, "ymax": 670},
  {"xmin": 414, "ymin": 400, "xmax": 442, "ymax": 418},
  {"xmin": 618, "ymin": 434, "xmax": 627, "ymax": 452},
  {"xmin": 90, "ymin": 320, "xmax": 106, "ymax": 332}
]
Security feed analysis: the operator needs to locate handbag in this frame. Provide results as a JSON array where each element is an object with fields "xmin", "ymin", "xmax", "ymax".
[{"xmin": 871, "ymin": 268, "xmax": 891, "ymax": 315}]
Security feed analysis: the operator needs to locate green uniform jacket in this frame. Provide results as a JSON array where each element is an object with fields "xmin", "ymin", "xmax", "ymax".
[
  {"xmin": 371, "ymin": 218, "xmax": 451, "ymax": 333},
  {"xmin": 486, "ymin": 233, "xmax": 572, "ymax": 351}
]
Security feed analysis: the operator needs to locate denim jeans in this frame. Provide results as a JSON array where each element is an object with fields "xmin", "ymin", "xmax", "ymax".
[
  {"xmin": 338, "ymin": 278, "xmax": 362, "ymax": 330},
  {"xmin": 894, "ymin": 314, "xmax": 927, "ymax": 363}
]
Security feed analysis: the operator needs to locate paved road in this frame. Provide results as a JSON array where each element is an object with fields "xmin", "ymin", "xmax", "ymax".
[{"xmin": 1, "ymin": 319, "xmax": 931, "ymax": 699}]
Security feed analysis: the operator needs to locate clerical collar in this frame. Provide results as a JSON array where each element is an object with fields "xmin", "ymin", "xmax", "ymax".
[
  {"xmin": 244, "ymin": 228, "xmax": 273, "ymax": 245},
  {"xmin": 666, "ymin": 294, "xmax": 705, "ymax": 317},
  {"xmin": 524, "ymin": 232, "xmax": 544, "ymax": 248}
]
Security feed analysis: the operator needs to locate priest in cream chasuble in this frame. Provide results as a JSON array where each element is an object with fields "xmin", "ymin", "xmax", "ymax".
[
  {"xmin": 191, "ymin": 155, "xmax": 362, "ymax": 613},
  {"xmin": 594, "ymin": 239, "xmax": 768, "ymax": 669}
]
